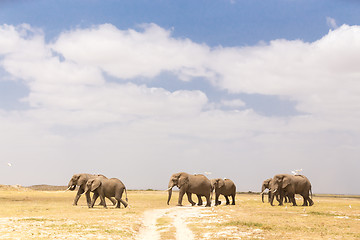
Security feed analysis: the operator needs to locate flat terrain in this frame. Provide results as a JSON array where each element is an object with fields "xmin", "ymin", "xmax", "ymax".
[{"xmin": 0, "ymin": 186, "xmax": 359, "ymax": 239}]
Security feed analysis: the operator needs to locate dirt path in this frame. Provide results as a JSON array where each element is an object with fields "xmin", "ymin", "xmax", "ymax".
[{"xmin": 136, "ymin": 206, "xmax": 202, "ymax": 240}]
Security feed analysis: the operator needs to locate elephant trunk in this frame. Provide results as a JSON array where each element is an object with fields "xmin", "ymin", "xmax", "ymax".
[
  {"xmin": 268, "ymin": 191, "xmax": 272, "ymax": 203},
  {"xmin": 67, "ymin": 181, "xmax": 76, "ymax": 191},
  {"xmin": 167, "ymin": 182, "xmax": 174, "ymax": 205},
  {"xmin": 269, "ymin": 189, "xmax": 277, "ymax": 206},
  {"xmin": 261, "ymin": 185, "xmax": 266, "ymax": 203}
]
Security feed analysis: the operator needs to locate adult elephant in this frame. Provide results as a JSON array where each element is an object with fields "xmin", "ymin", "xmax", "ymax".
[
  {"xmin": 211, "ymin": 178, "xmax": 236, "ymax": 206},
  {"xmin": 67, "ymin": 173, "xmax": 116, "ymax": 206},
  {"xmin": 85, "ymin": 177, "xmax": 128, "ymax": 208},
  {"xmin": 167, "ymin": 172, "xmax": 212, "ymax": 207},
  {"xmin": 269, "ymin": 174, "xmax": 313, "ymax": 206},
  {"xmin": 261, "ymin": 178, "xmax": 290, "ymax": 203}
]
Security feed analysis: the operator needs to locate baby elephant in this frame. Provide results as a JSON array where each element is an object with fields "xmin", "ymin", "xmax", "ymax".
[
  {"xmin": 211, "ymin": 178, "xmax": 236, "ymax": 206},
  {"xmin": 85, "ymin": 177, "xmax": 128, "ymax": 209}
]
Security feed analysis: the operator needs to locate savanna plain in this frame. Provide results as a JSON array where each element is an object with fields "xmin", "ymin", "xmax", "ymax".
[{"xmin": 0, "ymin": 185, "xmax": 359, "ymax": 240}]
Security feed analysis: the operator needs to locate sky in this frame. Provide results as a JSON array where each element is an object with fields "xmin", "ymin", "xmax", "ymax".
[{"xmin": 0, "ymin": 0, "xmax": 360, "ymax": 194}]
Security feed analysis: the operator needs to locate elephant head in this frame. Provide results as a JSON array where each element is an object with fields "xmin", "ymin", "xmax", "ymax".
[
  {"xmin": 67, "ymin": 174, "xmax": 82, "ymax": 191},
  {"xmin": 261, "ymin": 178, "xmax": 272, "ymax": 203},
  {"xmin": 269, "ymin": 175, "xmax": 291, "ymax": 205},
  {"xmin": 167, "ymin": 172, "xmax": 189, "ymax": 205},
  {"xmin": 84, "ymin": 178, "xmax": 102, "ymax": 194},
  {"xmin": 211, "ymin": 178, "xmax": 225, "ymax": 190}
]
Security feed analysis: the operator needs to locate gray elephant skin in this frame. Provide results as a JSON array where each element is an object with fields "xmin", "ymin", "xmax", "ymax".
[
  {"xmin": 211, "ymin": 178, "xmax": 236, "ymax": 206},
  {"xmin": 261, "ymin": 178, "xmax": 272, "ymax": 203},
  {"xmin": 261, "ymin": 178, "xmax": 290, "ymax": 203},
  {"xmin": 167, "ymin": 172, "xmax": 212, "ymax": 207},
  {"xmin": 269, "ymin": 174, "xmax": 313, "ymax": 206},
  {"xmin": 85, "ymin": 177, "xmax": 128, "ymax": 208},
  {"xmin": 67, "ymin": 173, "xmax": 116, "ymax": 206}
]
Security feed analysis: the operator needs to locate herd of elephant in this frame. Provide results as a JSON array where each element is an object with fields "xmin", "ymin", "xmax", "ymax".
[{"xmin": 67, "ymin": 172, "xmax": 314, "ymax": 209}]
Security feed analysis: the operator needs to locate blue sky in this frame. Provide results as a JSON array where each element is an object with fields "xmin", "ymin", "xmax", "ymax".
[{"xmin": 0, "ymin": 0, "xmax": 360, "ymax": 194}]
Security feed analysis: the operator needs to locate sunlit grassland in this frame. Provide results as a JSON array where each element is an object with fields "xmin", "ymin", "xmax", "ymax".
[
  {"xmin": 0, "ymin": 189, "xmax": 170, "ymax": 239},
  {"xmin": 189, "ymin": 194, "xmax": 360, "ymax": 239},
  {"xmin": 0, "ymin": 188, "xmax": 359, "ymax": 239}
]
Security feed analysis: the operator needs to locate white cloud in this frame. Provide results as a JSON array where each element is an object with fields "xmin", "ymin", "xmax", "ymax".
[
  {"xmin": 52, "ymin": 24, "xmax": 213, "ymax": 80},
  {"xmin": 220, "ymin": 99, "xmax": 246, "ymax": 108},
  {"xmin": 0, "ymin": 23, "xmax": 359, "ymax": 194},
  {"xmin": 327, "ymin": 17, "xmax": 338, "ymax": 29},
  {"xmin": 49, "ymin": 23, "xmax": 360, "ymax": 129}
]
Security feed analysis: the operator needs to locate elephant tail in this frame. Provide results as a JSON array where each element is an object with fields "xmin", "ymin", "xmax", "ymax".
[
  {"xmin": 310, "ymin": 186, "xmax": 313, "ymax": 199},
  {"xmin": 125, "ymin": 187, "xmax": 128, "ymax": 202}
]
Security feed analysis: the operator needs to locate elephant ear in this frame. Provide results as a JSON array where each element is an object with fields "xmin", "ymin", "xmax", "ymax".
[
  {"xmin": 282, "ymin": 176, "xmax": 291, "ymax": 189},
  {"xmin": 78, "ymin": 175, "xmax": 88, "ymax": 186},
  {"xmin": 72, "ymin": 174, "xmax": 80, "ymax": 183},
  {"xmin": 91, "ymin": 179, "xmax": 101, "ymax": 192},
  {"xmin": 265, "ymin": 178, "xmax": 271, "ymax": 187},
  {"xmin": 210, "ymin": 179, "xmax": 216, "ymax": 188},
  {"xmin": 178, "ymin": 176, "xmax": 189, "ymax": 188},
  {"xmin": 218, "ymin": 179, "xmax": 225, "ymax": 188}
]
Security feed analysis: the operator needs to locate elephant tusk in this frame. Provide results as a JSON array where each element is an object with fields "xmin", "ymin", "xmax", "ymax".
[
  {"xmin": 272, "ymin": 189, "xmax": 277, "ymax": 193},
  {"xmin": 166, "ymin": 187, "xmax": 173, "ymax": 191},
  {"xmin": 260, "ymin": 190, "xmax": 265, "ymax": 195},
  {"xmin": 64, "ymin": 186, "xmax": 71, "ymax": 192}
]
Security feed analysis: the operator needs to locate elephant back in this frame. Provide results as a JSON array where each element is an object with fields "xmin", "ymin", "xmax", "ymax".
[{"xmin": 189, "ymin": 174, "xmax": 212, "ymax": 192}]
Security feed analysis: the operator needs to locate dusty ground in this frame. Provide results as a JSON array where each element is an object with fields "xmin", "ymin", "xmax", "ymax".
[{"xmin": 0, "ymin": 186, "xmax": 359, "ymax": 239}]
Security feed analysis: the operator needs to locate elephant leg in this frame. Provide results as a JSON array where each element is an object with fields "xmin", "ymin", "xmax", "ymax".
[
  {"xmin": 215, "ymin": 193, "xmax": 220, "ymax": 206},
  {"xmin": 114, "ymin": 198, "xmax": 121, "ymax": 208},
  {"xmin": 205, "ymin": 193, "xmax": 211, "ymax": 207},
  {"xmin": 302, "ymin": 195, "xmax": 308, "ymax": 206},
  {"xmin": 177, "ymin": 189, "xmax": 185, "ymax": 206},
  {"xmin": 73, "ymin": 188, "xmax": 85, "ymax": 206},
  {"xmin": 225, "ymin": 196, "xmax": 230, "ymax": 205},
  {"xmin": 277, "ymin": 194, "xmax": 283, "ymax": 206},
  {"xmin": 99, "ymin": 195, "xmax": 107, "ymax": 208},
  {"xmin": 289, "ymin": 194, "xmax": 297, "ymax": 206},
  {"xmin": 116, "ymin": 191, "xmax": 128, "ymax": 208},
  {"xmin": 98, "ymin": 197, "xmax": 115, "ymax": 206},
  {"xmin": 90, "ymin": 192, "xmax": 99, "ymax": 208},
  {"xmin": 85, "ymin": 191, "xmax": 92, "ymax": 206},
  {"xmin": 308, "ymin": 196, "xmax": 314, "ymax": 206},
  {"xmin": 109, "ymin": 197, "xmax": 117, "ymax": 206},
  {"xmin": 118, "ymin": 198, "xmax": 128, "ymax": 208},
  {"xmin": 197, "ymin": 194, "xmax": 203, "ymax": 206},
  {"xmin": 98, "ymin": 198, "xmax": 106, "ymax": 206},
  {"xmin": 186, "ymin": 192, "xmax": 196, "ymax": 206},
  {"xmin": 231, "ymin": 194, "xmax": 235, "ymax": 205},
  {"xmin": 302, "ymin": 193, "xmax": 313, "ymax": 206}
]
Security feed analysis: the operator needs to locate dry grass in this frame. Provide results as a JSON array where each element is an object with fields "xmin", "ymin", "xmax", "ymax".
[
  {"xmin": 0, "ymin": 187, "xmax": 359, "ymax": 239},
  {"xmin": 188, "ymin": 194, "xmax": 360, "ymax": 240},
  {"xmin": 0, "ymin": 188, "xmax": 169, "ymax": 239}
]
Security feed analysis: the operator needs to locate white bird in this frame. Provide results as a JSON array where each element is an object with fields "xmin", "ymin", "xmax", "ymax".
[
  {"xmin": 291, "ymin": 169, "xmax": 303, "ymax": 175},
  {"xmin": 7, "ymin": 163, "xmax": 12, "ymax": 167}
]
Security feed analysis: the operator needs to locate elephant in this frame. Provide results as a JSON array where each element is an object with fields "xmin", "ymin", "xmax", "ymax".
[
  {"xmin": 85, "ymin": 177, "xmax": 128, "ymax": 208},
  {"xmin": 67, "ymin": 173, "xmax": 116, "ymax": 206},
  {"xmin": 269, "ymin": 174, "xmax": 313, "ymax": 206},
  {"xmin": 261, "ymin": 178, "xmax": 290, "ymax": 203},
  {"xmin": 211, "ymin": 178, "xmax": 236, "ymax": 206},
  {"xmin": 167, "ymin": 172, "xmax": 212, "ymax": 207},
  {"xmin": 260, "ymin": 178, "xmax": 272, "ymax": 203}
]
